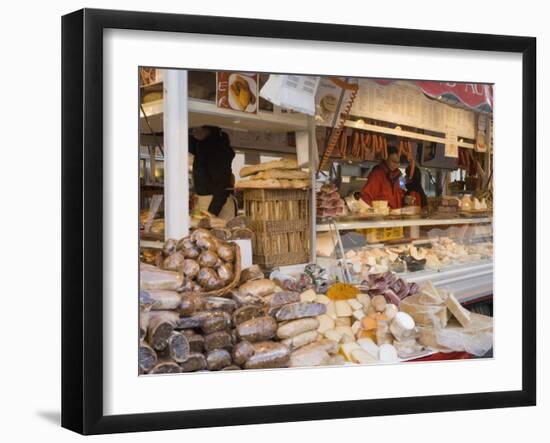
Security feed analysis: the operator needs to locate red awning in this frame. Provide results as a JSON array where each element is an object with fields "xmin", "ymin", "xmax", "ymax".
[{"xmin": 373, "ymin": 79, "xmax": 493, "ymax": 112}]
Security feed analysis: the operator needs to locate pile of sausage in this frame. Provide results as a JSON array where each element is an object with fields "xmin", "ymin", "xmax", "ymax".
[{"xmin": 139, "ymin": 265, "xmax": 343, "ymax": 374}]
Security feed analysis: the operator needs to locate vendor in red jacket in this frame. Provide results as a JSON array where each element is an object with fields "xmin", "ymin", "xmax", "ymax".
[{"xmin": 360, "ymin": 146, "xmax": 403, "ymax": 209}]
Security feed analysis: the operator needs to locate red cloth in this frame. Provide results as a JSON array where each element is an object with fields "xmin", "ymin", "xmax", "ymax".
[
  {"xmin": 361, "ymin": 162, "xmax": 403, "ymax": 209},
  {"xmin": 406, "ymin": 352, "xmax": 472, "ymax": 362}
]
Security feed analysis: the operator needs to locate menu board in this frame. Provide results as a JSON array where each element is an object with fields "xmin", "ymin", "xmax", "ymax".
[{"xmin": 350, "ymin": 79, "xmax": 476, "ymax": 140}]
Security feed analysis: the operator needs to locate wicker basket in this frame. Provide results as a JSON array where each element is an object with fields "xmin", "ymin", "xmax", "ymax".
[
  {"xmin": 201, "ymin": 243, "xmax": 241, "ymax": 296},
  {"xmin": 244, "ymin": 189, "xmax": 310, "ymax": 268}
]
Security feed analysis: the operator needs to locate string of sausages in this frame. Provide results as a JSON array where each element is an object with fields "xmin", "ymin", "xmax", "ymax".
[
  {"xmin": 317, "ymin": 83, "xmax": 359, "ymax": 173},
  {"xmin": 398, "ymin": 139, "xmax": 415, "ymax": 177},
  {"xmin": 336, "ymin": 129, "xmax": 388, "ymax": 161}
]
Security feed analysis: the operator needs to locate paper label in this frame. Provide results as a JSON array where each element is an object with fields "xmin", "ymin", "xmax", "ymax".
[
  {"xmin": 445, "ymin": 126, "xmax": 459, "ymax": 158},
  {"xmin": 260, "ymin": 74, "xmax": 320, "ymax": 116}
]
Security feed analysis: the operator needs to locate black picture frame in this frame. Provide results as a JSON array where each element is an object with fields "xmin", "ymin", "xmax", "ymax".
[{"xmin": 62, "ymin": 8, "xmax": 537, "ymax": 435}]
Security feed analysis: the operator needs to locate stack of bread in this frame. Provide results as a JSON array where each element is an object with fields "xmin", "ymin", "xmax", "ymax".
[{"xmin": 235, "ymin": 158, "xmax": 310, "ymax": 189}]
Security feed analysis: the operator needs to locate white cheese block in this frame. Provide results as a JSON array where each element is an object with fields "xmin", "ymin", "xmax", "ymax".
[
  {"xmin": 384, "ymin": 304, "xmax": 399, "ymax": 321},
  {"xmin": 299, "ymin": 289, "xmax": 317, "ymax": 303},
  {"xmin": 351, "ymin": 320, "xmax": 362, "ymax": 336},
  {"xmin": 347, "ymin": 298, "xmax": 363, "ymax": 311},
  {"xmin": 379, "ymin": 343, "xmax": 399, "ymax": 362},
  {"xmin": 324, "ymin": 329, "xmax": 343, "ymax": 343},
  {"xmin": 335, "ymin": 317, "xmax": 352, "ymax": 327},
  {"xmin": 352, "ymin": 309, "xmax": 365, "ymax": 321},
  {"xmin": 326, "ymin": 301, "xmax": 337, "ymax": 320},
  {"xmin": 335, "ymin": 326, "xmax": 355, "ymax": 342},
  {"xmin": 335, "ymin": 300, "xmax": 353, "ymax": 317},
  {"xmin": 339, "ymin": 342, "xmax": 361, "ymax": 361},
  {"xmin": 356, "ymin": 293, "xmax": 371, "ymax": 310},
  {"xmin": 315, "ymin": 294, "xmax": 330, "ymax": 305},
  {"xmin": 316, "ymin": 314, "xmax": 335, "ymax": 334},
  {"xmin": 446, "ymin": 292, "xmax": 472, "ymax": 327},
  {"xmin": 357, "ymin": 337, "xmax": 379, "ymax": 359},
  {"xmin": 351, "ymin": 348, "xmax": 378, "ymax": 364},
  {"xmin": 390, "ymin": 312, "xmax": 416, "ymax": 341}
]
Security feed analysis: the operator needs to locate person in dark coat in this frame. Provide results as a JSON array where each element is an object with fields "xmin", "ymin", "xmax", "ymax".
[
  {"xmin": 189, "ymin": 126, "xmax": 236, "ymax": 217},
  {"xmin": 404, "ymin": 163, "xmax": 428, "ymax": 208}
]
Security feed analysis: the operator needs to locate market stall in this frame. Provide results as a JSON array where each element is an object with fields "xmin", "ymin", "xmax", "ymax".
[{"xmin": 138, "ymin": 68, "xmax": 494, "ymax": 373}]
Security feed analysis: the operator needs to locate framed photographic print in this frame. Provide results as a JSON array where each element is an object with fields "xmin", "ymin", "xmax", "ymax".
[{"xmin": 61, "ymin": 8, "xmax": 536, "ymax": 435}]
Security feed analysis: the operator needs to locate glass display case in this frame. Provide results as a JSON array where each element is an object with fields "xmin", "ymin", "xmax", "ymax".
[{"xmin": 316, "ymin": 216, "xmax": 493, "ymax": 304}]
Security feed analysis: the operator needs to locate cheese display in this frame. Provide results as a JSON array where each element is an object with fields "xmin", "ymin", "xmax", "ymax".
[{"xmin": 332, "ymin": 237, "xmax": 493, "ymax": 279}]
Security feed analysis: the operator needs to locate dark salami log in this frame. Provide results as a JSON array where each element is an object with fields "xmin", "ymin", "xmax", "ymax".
[
  {"xmin": 239, "ymin": 265, "xmax": 264, "ymax": 284},
  {"xmin": 141, "ymin": 267, "xmax": 183, "ymax": 291},
  {"xmin": 244, "ymin": 342, "xmax": 290, "ymax": 369},
  {"xmin": 149, "ymin": 359, "xmax": 182, "ymax": 374},
  {"xmin": 221, "ymin": 365, "xmax": 242, "ymax": 371},
  {"xmin": 147, "ymin": 311, "xmax": 179, "ymax": 351},
  {"xmin": 139, "ymin": 342, "xmax": 157, "ymax": 373},
  {"xmin": 180, "ymin": 353, "xmax": 207, "ymax": 372},
  {"xmin": 237, "ymin": 316, "xmax": 277, "ymax": 342},
  {"xmin": 266, "ymin": 291, "xmax": 301, "ymax": 316},
  {"xmin": 200, "ymin": 311, "xmax": 232, "ymax": 334},
  {"xmin": 139, "ymin": 311, "xmax": 150, "ymax": 341},
  {"xmin": 139, "ymin": 289, "xmax": 155, "ymax": 310},
  {"xmin": 204, "ymin": 331, "xmax": 233, "ymax": 352},
  {"xmin": 206, "ymin": 349, "xmax": 232, "ymax": 370},
  {"xmin": 147, "ymin": 290, "xmax": 182, "ymax": 310},
  {"xmin": 229, "ymin": 289, "xmax": 263, "ymax": 307},
  {"xmin": 233, "ymin": 305, "xmax": 265, "ymax": 325},
  {"xmin": 168, "ymin": 332, "xmax": 190, "ymax": 363},
  {"xmin": 187, "ymin": 334, "xmax": 205, "ymax": 353},
  {"xmin": 175, "ymin": 316, "xmax": 202, "ymax": 330},
  {"xmin": 232, "ymin": 340, "xmax": 255, "ymax": 366},
  {"xmin": 275, "ymin": 302, "xmax": 327, "ymax": 321},
  {"xmin": 178, "ymin": 293, "xmax": 203, "ymax": 316},
  {"xmin": 202, "ymin": 297, "xmax": 237, "ymax": 313}
]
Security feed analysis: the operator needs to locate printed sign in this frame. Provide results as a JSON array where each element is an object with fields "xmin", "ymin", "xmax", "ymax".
[
  {"xmin": 445, "ymin": 126, "xmax": 459, "ymax": 158},
  {"xmin": 475, "ymin": 114, "xmax": 488, "ymax": 152},
  {"xmin": 216, "ymin": 72, "xmax": 258, "ymax": 113}
]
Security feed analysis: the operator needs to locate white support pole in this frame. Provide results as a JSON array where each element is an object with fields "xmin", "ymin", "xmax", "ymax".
[
  {"xmin": 163, "ymin": 70, "xmax": 189, "ymax": 240},
  {"xmin": 307, "ymin": 116, "xmax": 317, "ymax": 263}
]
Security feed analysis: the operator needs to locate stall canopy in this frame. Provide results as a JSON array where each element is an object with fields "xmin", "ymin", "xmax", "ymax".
[{"xmin": 374, "ymin": 79, "xmax": 493, "ymax": 112}]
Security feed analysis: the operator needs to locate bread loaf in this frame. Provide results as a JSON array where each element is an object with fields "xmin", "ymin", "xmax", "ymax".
[
  {"xmin": 249, "ymin": 169, "xmax": 309, "ymax": 180},
  {"xmin": 240, "ymin": 158, "xmax": 299, "ymax": 177}
]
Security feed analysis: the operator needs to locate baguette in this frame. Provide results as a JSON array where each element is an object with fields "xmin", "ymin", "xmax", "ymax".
[
  {"xmin": 248, "ymin": 169, "xmax": 309, "ymax": 180},
  {"xmin": 235, "ymin": 178, "xmax": 309, "ymax": 189},
  {"xmin": 240, "ymin": 158, "xmax": 298, "ymax": 177}
]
